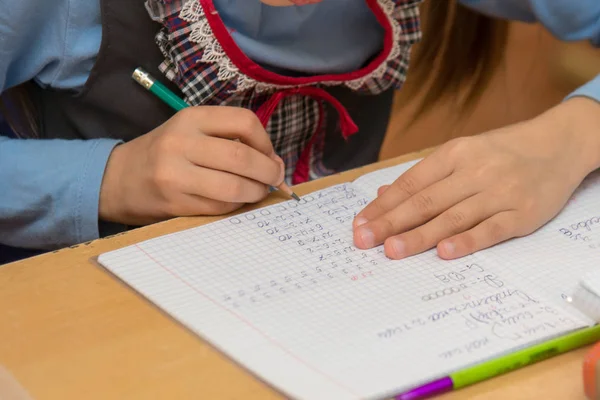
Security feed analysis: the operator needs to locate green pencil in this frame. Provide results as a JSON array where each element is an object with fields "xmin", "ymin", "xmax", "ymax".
[
  {"xmin": 132, "ymin": 67, "xmax": 189, "ymax": 111},
  {"xmin": 452, "ymin": 324, "xmax": 600, "ymax": 388},
  {"xmin": 398, "ymin": 324, "xmax": 600, "ymax": 399},
  {"xmin": 132, "ymin": 67, "xmax": 300, "ymax": 201}
]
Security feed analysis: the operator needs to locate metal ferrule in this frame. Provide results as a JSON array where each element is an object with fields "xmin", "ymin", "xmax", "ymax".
[{"xmin": 132, "ymin": 68, "xmax": 155, "ymax": 90}]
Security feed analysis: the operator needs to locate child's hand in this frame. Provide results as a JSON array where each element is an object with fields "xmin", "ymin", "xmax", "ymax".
[
  {"xmin": 99, "ymin": 106, "xmax": 284, "ymax": 225},
  {"xmin": 353, "ymin": 97, "xmax": 600, "ymax": 260}
]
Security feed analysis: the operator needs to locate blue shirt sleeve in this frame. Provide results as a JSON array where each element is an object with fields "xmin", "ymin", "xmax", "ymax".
[
  {"xmin": 0, "ymin": 137, "xmax": 121, "ymax": 250},
  {"xmin": 459, "ymin": 0, "xmax": 600, "ymax": 104},
  {"xmin": 0, "ymin": 0, "xmax": 100, "ymax": 91},
  {"xmin": 0, "ymin": 0, "xmax": 117, "ymax": 250}
]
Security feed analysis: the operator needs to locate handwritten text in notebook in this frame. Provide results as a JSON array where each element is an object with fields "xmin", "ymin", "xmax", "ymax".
[
  {"xmin": 98, "ymin": 162, "xmax": 600, "ymax": 400},
  {"xmin": 481, "ymin": 170, "xmax": 600, "ymax": 306}
]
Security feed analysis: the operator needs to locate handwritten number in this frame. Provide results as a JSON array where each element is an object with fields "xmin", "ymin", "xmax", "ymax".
[{"xmin": 448, "ymin": 272, "xmax": 465, "ymax": 281}]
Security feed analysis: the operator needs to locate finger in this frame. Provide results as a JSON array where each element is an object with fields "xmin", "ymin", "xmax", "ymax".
[
  {"xmin": 354, "ymin": 152, "xmax": 453, "ymax": 226},
  {"xmin": 380, "ymin": 193, "xmax": 497, "ymax": 259},
  {"xmin": 177, "ymin": 106, "xmax": 276, "ymax": 157},
  {"xmin": 186, "ymin": 136, "xmax": 284, "ymax": 186},
  {"xmin": 173, "ymin": 193, "xmax": 243, "ymax": 217},
  {"xmin": 119, "ymin": 194, "xmax": 242, "ymax": 226},
  {"xmin": 436, "ymin": 211, "xmax": 519, "ymax": 260},
  {"xmin": 180, "ymin": 165, "xmax": 270, "ymax": 203},
  {"xmin": 353, "ymin": 173, "xmax": 477, "ymax": 249}
]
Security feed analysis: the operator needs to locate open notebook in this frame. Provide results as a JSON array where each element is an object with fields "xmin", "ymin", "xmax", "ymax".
[{"xmin": 97, "ymin": 160, "xmax": 600, "ymax": 400}]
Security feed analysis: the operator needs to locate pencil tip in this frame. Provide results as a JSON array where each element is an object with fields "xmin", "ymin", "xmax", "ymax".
[{"xmin": 291, "ymin": 192, "xmax": 301, "ymax": 202}]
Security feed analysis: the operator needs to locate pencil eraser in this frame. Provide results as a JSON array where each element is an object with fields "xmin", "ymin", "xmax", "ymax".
[{"xmin": 583, "ymin": 342, "xmax": 600, "ymax": 399}]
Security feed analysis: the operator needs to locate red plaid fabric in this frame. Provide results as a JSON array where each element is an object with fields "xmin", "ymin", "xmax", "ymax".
[{"xmin": 145, "ymin": 0, "xmax": 423, "ymax": 184}]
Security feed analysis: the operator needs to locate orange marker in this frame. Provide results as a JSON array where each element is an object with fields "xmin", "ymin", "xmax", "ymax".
[{"xmin": 584, "ymin": 342, "xmax": 600, "ymax": 399}]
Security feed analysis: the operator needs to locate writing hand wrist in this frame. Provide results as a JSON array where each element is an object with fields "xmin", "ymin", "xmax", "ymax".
[{"xmin": 99, "ymin": 143, "xmax": 128, "ymax": 223}]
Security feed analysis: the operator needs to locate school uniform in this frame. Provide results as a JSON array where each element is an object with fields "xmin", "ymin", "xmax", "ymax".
[{"xmin": 0, "ymin": 0, "xmax": 599, "ymax": 255}]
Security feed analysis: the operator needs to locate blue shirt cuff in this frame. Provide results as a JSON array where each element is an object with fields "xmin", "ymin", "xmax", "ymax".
[
  {"xmin": 565, "ymin": 73, "xmax": 600, "ymax": 104},
  {"xmin": 76, "ymin": 138, "xmax": 123, "ymax": 244}
]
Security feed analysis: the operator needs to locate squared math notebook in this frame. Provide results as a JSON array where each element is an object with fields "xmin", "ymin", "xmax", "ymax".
[{"xmin": 97, "ymin": 160, "xmax": 600, "ymax": 400}]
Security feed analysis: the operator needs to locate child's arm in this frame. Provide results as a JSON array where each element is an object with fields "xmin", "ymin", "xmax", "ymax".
[
  {"xmin": 0, "ymin": 0, "xmax": 123, "ymax": 250},
  {"xmin": 0, "ymin": 136, "xmax": 121, "ymax": 250},
  {"xmin": 0, "ymin": 105, "xmax": 285, "ymax": 251},
  {"xmin": 0, "ymin": 0, "xmax": 284, "ymax": 250},
  {"xmin": 459, "ymin": 0, "xmax": 600, "ymax": 45},
  {"xmin": 353, "ymin": 0, "xmax": 600, "ymax": 260}
]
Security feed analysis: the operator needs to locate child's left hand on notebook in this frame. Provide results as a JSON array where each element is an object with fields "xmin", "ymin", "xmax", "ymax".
[{"xmin": 353, "ymin": 97, "xmax": 600, "ymax": 261}]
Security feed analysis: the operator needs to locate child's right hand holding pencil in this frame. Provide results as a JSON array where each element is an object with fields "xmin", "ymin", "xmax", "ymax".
[{"xmin": 98, "ymin": 106, "xmax": 286, "ymax": 226}]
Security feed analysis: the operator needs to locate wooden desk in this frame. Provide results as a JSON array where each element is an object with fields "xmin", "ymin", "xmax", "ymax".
[{"xmin": 0, "ymin": 149, "xmax": 590, "ymax": 400}]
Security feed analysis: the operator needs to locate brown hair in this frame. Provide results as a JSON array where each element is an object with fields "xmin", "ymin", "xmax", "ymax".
[
  {"xmin": 0, "ymin": 84, "xmax": 38, "ymax": 137},
  {"xmin": 0, "ymin": 1, "xmax": 508, "ymax": 137},
  {"xmin": 401, "ymin": 1, "xmax": 509, "ymax": 123}
]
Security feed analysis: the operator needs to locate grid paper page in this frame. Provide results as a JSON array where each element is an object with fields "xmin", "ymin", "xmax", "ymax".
[
  {"xmin": 571, "ymin": 283, "xmax": 600, "ymax": 323},
  {"xmin": 98, "ymin": 181, "xmax": 589, "ymax": 400},
  {"xmin": 355, "ymin": 161, "xmax": 600, "ymax": 322},
  {"xmin": 477, "ymin": 169, "xmax": 600, "ymax": 318},
  {"xmin": 581, "ymin": 268, "xmax": 600, "ymax": 307}
]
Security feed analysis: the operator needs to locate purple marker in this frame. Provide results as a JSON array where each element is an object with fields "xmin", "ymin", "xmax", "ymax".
[{"xmin": 395, "ymin": 377, "xmax": 453, "ymax": 400}]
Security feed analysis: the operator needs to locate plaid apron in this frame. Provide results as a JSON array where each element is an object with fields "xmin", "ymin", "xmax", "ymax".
[{"xmin": 145, "ymin": 0, "xmax": 423, "ymax": 184}]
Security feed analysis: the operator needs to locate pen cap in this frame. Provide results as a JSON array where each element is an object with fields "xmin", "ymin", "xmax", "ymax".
[{"xmin": 583, "ymin": 342, "xmax": 600, "ymax": 399}]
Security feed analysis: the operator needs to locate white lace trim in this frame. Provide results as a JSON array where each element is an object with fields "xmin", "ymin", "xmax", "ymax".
[{"xmin": 180, "ymin": 0, "xmax": 407, "ymax": 93}]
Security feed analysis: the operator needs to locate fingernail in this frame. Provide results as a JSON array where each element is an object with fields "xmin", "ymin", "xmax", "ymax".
[
  {"xmin": 354, "ymin": 217, "xmax": 368, "ymax": 227},
  {"xmin": 390, "ymin": 238, "xmax": 405, "ymax": 259},
  {"xmin": 442, "ymin": 241, "xmax": 455, "ymax": 256},
  {"xmin": 357, "ymin": 227, "xmax": 375, "ymax": 248},
  {"xmin": 270, "ymin": 151, "xmax": 281, "ymax": 161},
  {"xmin": 278, "ymin": 171, "xmax": 285, "ymax": 185},
  {"xmin": 271, "ymin": 155, "xmax": 285, "ymax": 184}
]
